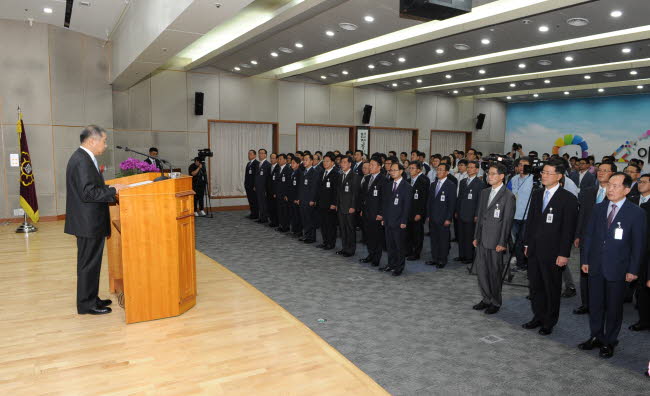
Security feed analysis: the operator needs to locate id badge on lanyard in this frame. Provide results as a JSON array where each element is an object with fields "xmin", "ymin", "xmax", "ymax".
[{"xmin": 493, "ymin": 203, "xmax": 500, "ymax": 218}]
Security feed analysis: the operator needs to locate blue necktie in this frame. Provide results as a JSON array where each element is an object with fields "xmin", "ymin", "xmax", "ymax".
[
  {"xmin": 596, "ymin": 187, "xmax": 605, "ymax": 204},
  {"xmin": 435, "ymin": 181, "xmax": 442, "ymax": 196},
  {"xmin": 542, "ymin": 190, "xmax": 550, "ymax": 212}
]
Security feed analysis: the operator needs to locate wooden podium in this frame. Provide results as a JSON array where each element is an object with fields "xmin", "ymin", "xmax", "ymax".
[{"xmin": 105, "ymin": 172, "xmax": 197, "ymax": 324}]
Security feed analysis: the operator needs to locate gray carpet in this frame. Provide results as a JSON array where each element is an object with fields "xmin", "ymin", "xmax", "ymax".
[{"xmin": 195, "ymin": 211, "xmax": 649, "ymax": 395}]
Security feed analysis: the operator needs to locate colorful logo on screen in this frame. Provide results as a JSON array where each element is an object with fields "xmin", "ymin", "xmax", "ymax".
[
  {"xmin": 552, "ymin": 134, "xmax": 589, "ymax": 159},
  {"xmin": 612, "ymin": 130, "xmax": 650, "ymax": 162}
]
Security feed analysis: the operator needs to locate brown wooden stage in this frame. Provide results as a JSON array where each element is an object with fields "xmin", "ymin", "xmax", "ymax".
[{"xmin": 0, "ymin": 221, "xmax": 387, "ymax": 395}]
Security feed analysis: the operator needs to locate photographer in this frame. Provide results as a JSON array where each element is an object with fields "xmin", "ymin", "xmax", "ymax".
[
  {"xmin": 189, "ymin": 157, "xmax": 207, "ymax": 216},
  {"xmin": 510, "ymin": 143, "xmax": 524, "ymax": 160},
  {"xmin": 507, "ymin": 156, "xmax": 534, "ymax": 271}
]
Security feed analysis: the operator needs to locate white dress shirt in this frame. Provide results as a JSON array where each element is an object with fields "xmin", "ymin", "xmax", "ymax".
[{"xmin": 80, "ymin": 146, "xmax": 99, "ymax": 172}]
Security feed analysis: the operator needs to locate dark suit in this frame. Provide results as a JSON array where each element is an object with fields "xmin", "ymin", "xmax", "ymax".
[
  {"xmin": 288, "ymin": 168, "xmax": 302, "ymax": 234},
  {"xmin": 569, "ymin": 170, "xmax": 597, "ymax": 191},
  {"xmin": 406, "ymin": 173, "xmax": 429, "ymax": 258},
  {"xmin": 427, "ymin": 178, "xmax": 457, "ymax": 265},
  {"xmin": 337, "ymin": 170, "xmax": 361, "ymax": 254},
  {"xmin": 276, "ymin": 165, "xmax": 293, "ymax": 231},
  {"xmin": 361, "ymin": 173, "xmax": 387, "ymax": 265},
  {"xmin": 144, "ymin": 157, "xmax": 163, "ymax": 171},
  {"xmin": 456, "ymin": 176, "xmax": 482, "ymax": 261},
  {"xmin": 255, "ymin": 160, "xmax": 271, "ymax": 222},
  {"xmin": 524, "ymin": 187, "xmax": 578, "ymax": 329},
  {"xmin": 268, "ymin": 164, "xmax": 280, "ymax": 226},
  {"xmin": 318, "ymin": 168, "xmax": 340, "ymax": 248},
  {"xmin": 64, "ymin": 148, "xmax": 117, "ymax": 313},
  {"xmin": 636, "ymin": 202, "xmax": 650, "ymax": 327},
  {"xmin": 382, "ymin": 179, "xmax": 412, "ymax": 273},
  {"xmin": 244, "ymin": 159, "xmax": 259, "ymax": 218},
  {"xmin": 299, "ymin": 167, "xmax": 320, "ymax": 241},
  {"xmin": 582, "ymin": 199, "xmax": 646, "ymax": 345},
  {"xmin": 353, "ymin": 161, "xmax": 364, "ymax": 176},
  {"xmin": 627, "ymin": 182, "xmax": 640, "ymax": 205}
]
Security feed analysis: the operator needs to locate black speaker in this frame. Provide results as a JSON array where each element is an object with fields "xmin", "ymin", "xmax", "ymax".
[
  {"xmin": 194, "ymin": 92, "xmax": 204, "ymax": 116},
  {"xmin": 476, "ymin": 113, "xmax": 486, "ymax": 130},
  {"xmin": 362, "ymin": 105, "xmax": 373, "ymax": 124}
]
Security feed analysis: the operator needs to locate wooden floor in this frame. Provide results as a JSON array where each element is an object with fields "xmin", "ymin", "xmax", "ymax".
[{"xmin": 0, "ymin": 221, "xmax": 387, "ymax": 395}]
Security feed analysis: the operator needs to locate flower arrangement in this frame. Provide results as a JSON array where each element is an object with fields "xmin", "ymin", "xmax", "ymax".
[{"xmin": 118, "ymin": 157, "xmax": 159, "ymax": 177}]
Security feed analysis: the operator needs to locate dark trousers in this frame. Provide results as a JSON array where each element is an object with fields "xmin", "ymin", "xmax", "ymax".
[
  {"xmin": 319, "ymin": 207, "xmax": 338, "ymax": 247},
  {"xmin": 364, "ymin": 216, "xmax": 384, "ymax": 264},
  {"xmin": 579, "ymin": 246, "xmax": 590, "ymax": 308},
  {"xmin": 300, "ymin": 204, "xmax": 317, "ymax": 240},
  {"xmin": 458, "ymin": 220, "xmax": 476, "ymax": 260},
  {"xmin": 385, "ymin": 225, "xmax": 407, "ymax": 273},
  {"xmin": 194, "ymin": 186, "xmax": 205, "ymax": 211},
  {"xmin": 511, "ymin": 219, "xmax": 527, "ymax": 268},
  {"xmin": 429, "ymin": 222, "xmax": 451, "ymax": 264},
  {"xmin": 406, "ymin": 218, "xmax": 424, "ymax": 258},
  {"xmin": 256, "ymin": 188, "xmax": 268, "ymax": 222},
  {"xmin": 245, "ymin": 185, "xmax": 258, "ymax": 217},
  {"xmin": 268, "ymin": 196, "xmax": 278, "ymax": 225},
  {"xmin": 277, "ymin": 198, "xmax": 290, "ymax": 230},
  {"xmin": 589, "ymin": 274, "xmax": 627, "ymax": 345},
  {"xmin": 476, "ymin": 246, "xmax": 506, "ymax": 306},
  {"xmin": 636, "ymin": 282, "xmax": 650, "ymax": 326},
  {"xmin": 528, "ymin": 256, "xmax": 564, "ymax": 329},
  {"xmin": 290, "ymin": 202, "xmax": 302, "ymax": 234},
  {"xmin": 338, "ymin": 211, "xmax": 357, "ymax": 254},
  {"xmin": 76, "ymin": 236, "xmax": 105, "ymax": 313}
]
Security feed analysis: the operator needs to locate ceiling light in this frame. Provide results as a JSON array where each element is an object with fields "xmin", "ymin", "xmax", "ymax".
[
  {"xmin": 279, "ymin": 47, "xmax": 293, "ymax": 54},
  {"xmin": 435, "ymin": 48, "xmax": 445, "ymax": 54},
  {"xmin": 567, "ymin": 17, "xmax": 589, "ymax": 27},
  {"xmin": 538, "ymin": 25, "xmax": 549, "ymax": 32},
  {"xmin": 398, "ymin": 57, "xmax": 406, "ymax": 63},
  {"xmin": 604, "ymin": 72, "xmax": 617, "ymax": 78},
  {"xmin": 368, "ymin": 64, "xmax": 375, "ymax": 69},
  {"xmin": 538, "ymin": 59, "xmax": 552, "ymax": 66},
  {"xmin": 416, "ymin": 79, "xmax": 422, "ymax": 83},
  {"xmin": 564, "ymin": 91, "xmax": 570, "ymax": 95},
  {"xmin": 295, "ymin": 42, "xmax": 303, "ymax": 48},
  {"xmin": 622, "ymin": 47, "xmax": 631, "ymax": 54},
  {"xmin": 454, "ymin": 43, "xmax": 470, "ymax": 51},
  {"xmin": 533, "ymin": 93, "xmax": 539, "ymax": 97},
  {"xmin": 339, "ymin": 23, "xmax": 358, "ymax": 31},
  {"xmin": 479, "ymin": 87, "xmax": 485, "ymax": 91},
  {"xmin": 510, "ymin": 83, "xmax": 516, "ymax": 88},
  {"xmin": 478, "ymin": 69, "xmax": 486, "ymax": 74},
  {"xmin": 518, "ymin": 63, "xmax": 526, "ymax": 69},
  {"xmin": 392, "ymin": 83, "xmax": 398, "ymax": 87},
  {"xmin": 565, "ymin": 56, "xmax": 574, "ymax": 62},
  {"xmin": 325, "ymin": 30, "xmax": 335, "ymax": 37},
  {"xmin": 481, "ymin": 38, "xmax": 491, "ymax": 45},
  {"xmin": 43, "ymin": 7, "xmax": 53, "ymax": 14},
  {"xmin": 452, "ymin": 90, "xmax": 459, "ymax": 94},
  {"xmin": 328, "ymin": 73, "xmax": 339, "ymax": 78},
  {"xmin": 610, "ymin": 10, "xmax": 623, "ymax": 18},
  {"xmin": 270, "ymin": 52, "xmax": 278, "ymax": 57},
  {"xmin": 364, "ymin": 15, "xmax": 374, "ymax": 22},
  {"xmin": 638, "ymin": 85, "xmax": 644, "ymax": 89},
  {"xmin": 251, "ymin": 60, "xmax": 258, "ymax": 65},
  {"xmin": 379, "ymin": 60, "xmax": 393, "ymax": 66},
  {"xmin": 241, "ymin": 63, "xmax": 251, "ymax": 68},
  {"xmin": 598, "ymin": 88, "xmax": 605, "ymax": 93},
  {"xmin": 321, "ymin": 75, "xmax": 327, "ymax": 80},
  {"xmin": 506, "ymin": 96, "xmax": 512, "ymax": 100},
  {"xmin": 445, "ymin": 74, "xmax": 452, "ymax": 79},
  {"xmin": 524, "ymin": 81, "xmax": 535, "ymax": 86},
  {"xmin": 234, "ymin": 67, "xmax": 240, "ymax": 71},
  {"xmin": 342, "ymin": 70, "xmax": 349, "ymax": 75},
  {"xmin": 544, "ymin": 79, "xmax": 551, "ymax": 84},
  {"xmin": 630, "ymin": 70, "xmax": 638, "ymax": 75},
  {"xmin": 584, "ymin": 75, "xmax": 591, "ymax": 80}
]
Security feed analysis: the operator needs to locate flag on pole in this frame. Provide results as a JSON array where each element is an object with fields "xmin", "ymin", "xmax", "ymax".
[{"xmin": 17, "ymin": 111, "xmax": 39, "ymax": 223}]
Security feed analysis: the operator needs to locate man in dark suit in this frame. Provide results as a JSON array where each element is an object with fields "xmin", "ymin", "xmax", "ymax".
[
  {"xmin": 522, "ymin": 160, "xmax": 579, "ymax": 335},
  {"xmin": 275, "ymin": 154, "xmax": 292, "ymax": 232},
  {"xmin": 624, "ymin": 164, "xmax": 641, "ymax": 204},
  {"xmin": 631, "ymin": 199, "xmax": 650, "ymax": 331},
  {"xmin": 298, "ymin": 153, "xmax": 319, "ymax": 243},
  {"xmin": 244, "ymin": 149, "xmax": 259, "ymax": 219},
  {"xmin": 472, "ymin": 163, "xmax": 516, "ymax": 314},
  {"xmin": 65, "ymin": 125, "xmax": 127, "ymax": 315},
  {"xmin": 268, "ymin": 153, "xmax": 280, "ymax": 227},
  {"xmin": 144, "ymin": 147, "xmax": 163, "ymax": 170},
  {"xmin": 254, "ymin": 149, "xmax": 271, "ymax": 223},
  {"xmin": 573, "ymin": 162, "xmax": 616, "ymax": 315},
  {"xmin": 288, "ymin": 157, "xmax": 303, "ymax": 237},
  {"xmin": 455, "ymin": 160, "xmax": 482, "ymax": 264},
  {"xmin": 579, "ymin": 172, "xmax": 646, "ymax": 358},
  {"xmin": 360, "ymin": 157, "xmax": 387, "ymax": 266},
  {"xmin": 426, "ymin": 163, "xmax": 457, "ymax": 268},
  {"xmin": 317, "ymin": 153, "xmax": 340, "ymax": 250},
  {"xmin": 352, "ymin": 150, "xmax": 364, "ymax": 176},
  {"xmin": 337, "ymin": 156, "xmax": 361, "ymax": 257},
  {"xmin": 418, "ymin": 152, "xmax": 431, "ymax": 175},
  {"xmin": 569, "ymin": 158, "xmax": 597, "ymax": 192},
  {"xmin": 380, "ymin": 162, "xmax": 412, "ymax": 276},
  {"xmin": 406, "ymin": 161, "xmax": 429, "ymax": 261}
]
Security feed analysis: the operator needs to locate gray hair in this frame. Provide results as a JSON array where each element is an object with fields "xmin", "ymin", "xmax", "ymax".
[{"xmin": 80, "ymin": 125, "xmax": 106, "ymax": 144}]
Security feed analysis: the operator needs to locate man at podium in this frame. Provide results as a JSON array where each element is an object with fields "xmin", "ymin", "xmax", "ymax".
[{"xmin": 64, "ymin": 125, "xmax": 127, "ymax": 315}]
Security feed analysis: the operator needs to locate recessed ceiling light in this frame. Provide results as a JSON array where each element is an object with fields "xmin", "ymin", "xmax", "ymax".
[
  {"xmin": 564, "ymin": 91, "xmax": 570, "ymax": 95},
  {"xmin": 603, "ymin": 72, "xmax": 616, "ymax": 77},
  {"xmin": 622, "ymin": 47, "xmax": 631, "ymax": 54},
  {"xmin": 518, "ymin": 63, "xmax": 526, "ymax": 69},
  {"xmin": 364, "ymin": 16, "xmax": 374, "ymax": 22},
  {"xmin": 339, "ymin": 23, "xmax": 358, "ymax": 31},
  {"xmin": 241, "ymin": 63, "xmax": 251, "ymax": 68},
  {"xmin": 452, "ymin": 90, "xmax": 459, "ymax": 94},
  {"xmin": 435, "ymin": 48, "xmax": 445, "ymax": 54},
  {"xmin": 524, "ymin": 81, "xmax": 535, "ymax": 86},
  {"xmin": 544, "ymin": 79, "xmax": 551, "ymax": 84},
  {"xmin": 445, "ymin": 74, "xmax": 452, "ymax": 79},
  {"xmin": 379, "ymin": 60, "xmax": 393, "ymax": 66},
  {"xmin": 481, "ymin": 38, "xmax": 491, "ymax": 45},
  {"xmin": 479, "ymin": 87, "xmax": 485, "ymax": 91},
  {"xmin": 506, "ymin": 96, "xmax": 512, "ymax": 100},
  {"xmin": 321, "ymin": 75, "xmax": 327, "ymax": 79},
  {"xmin": 630, "ymin": 70, "xmax": 638, "ymax": 75},
  {"xmin": 610, "ymin": 10, "xmax": 623, "ymax": 18},
  {"xmin": 584, "ymin": 75, "xmax": 591, "ymax": 80},
  {"xmin": 416, "ymin": 79, "xmax": 422, "ymax": 83},
  {"xmin": 567, "ymin": 17, "xmax": 589, "ymax": 27},
  {"xmin": 392, "ymin": 83, "xmax": 398, "ymax": 87},
  {"xmin": 234, "ymin": 67, "xmax": 240, "ymax": 71},
  {"xmin": 638, "ymin": 85, "xmax": 644, "ymax": 89},
  {"xmin": 43, "ymin": 7, "xmax": 53, "ymax": 14},
  {"xmin": 538, "ymin": 25, "xmax": 549, "ymax": 32},
  {"xmin": 270, "ymin": 52, "xmax": 278, "ymax": 57},
  {"xmin": 565, "ymin": 56, "xmax": 574, "ymax": 62},
  {"xmin": 522, "ymin": 19, "xmax": 532, "ymax": 25},
  {"xmin": 279, "ymin": 47, "xmax": 293, "ymax": 53},
  {"xmin": 533, "ymin": 93, "xmax": 539, "ymax": 97},
  {"xmin": 295, "ymin": 42, "xmax": 304, "ymax": 48},
  {"xmin": 478, "ymin": 69, "xmax": 486, "ymax": 74},
  {"xmin": 398, "ymin": 57, "xmax": 406, "ymax": 63},
  {"xmin": 454, "ymin": 43, "xmax": 470, "ymax": 51},
  {"xmin": 251, "ymin": 60, "xmax": 258, "ymax": 65},
  {"xmin": 598, "ymin": 88, "xmax": 605, "ymax": 93},
  {"xmin": 538, "ymin": 59, "xmax": 552, "ymax": 66},
  {"xmin": 368, "ymin": 64, "xmax": 375, "ymax": 69},
  {"xmin": 403, "ymin": 81, "xmax": 411, "ymax": 86},
  {"xmin": 325, "ymin": 30, "xmax": 335, "ymax": 37},
  {"xmin": 328, "ymin": 73, "xmax": 339, "ymax": 78},
  {"xmin": 510, "ymin": 83, "xmax": 516, "ymax": 88},
  {"xmin": 342, "ymin": 70, "xmax": 349, "ymax": 75}
]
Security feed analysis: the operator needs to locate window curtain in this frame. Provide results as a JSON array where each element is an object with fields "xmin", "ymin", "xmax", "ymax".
[
  {"xmin": 430, "ymin": 131, "xmax": 466, "ymax": 157},
  {"xmin": 369, "ymin": 128, "xmax": 412, "ymax": 155},
  {"xmin": 209, "ymin": 122, "xmax": 273, "ymax": 197},
  {"xmin": 297, "ymin": 125, "xmax": 349, "ymax": 153}
]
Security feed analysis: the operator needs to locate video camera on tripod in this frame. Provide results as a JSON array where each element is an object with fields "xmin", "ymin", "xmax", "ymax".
[
  {"xmin": 197, "ymin": 148, "xmax": 213, "ymax": 162},
  {"xmin": 481, "ymin": 154, "xmax": 515, "ymax": 174}
]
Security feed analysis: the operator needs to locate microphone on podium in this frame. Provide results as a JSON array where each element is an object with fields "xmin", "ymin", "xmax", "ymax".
[{"xmin": 115, "ymin": 146, "xmax": 171, "ymax": 181}]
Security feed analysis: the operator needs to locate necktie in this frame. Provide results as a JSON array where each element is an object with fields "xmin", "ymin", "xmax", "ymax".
[
  {"xmin": 435, "ymin": 181, "xmax": 442, "ymax": 196},
  {"xmin": 607, "ymin": 203, "xmax": 617, "ymax": 228},
  {"xmin": 488, "ymin": 188, "xmax": 496, "ymax": 206},
  {"xmin": 368, "ymin": 175, "xmax": 375, "ymax": 190},
  {"xmin": 596, "ymin": 187, "xmax": 605, "ymax": 204},
  {"xmin": 393, "ymin": 181, "xmax": 397, "ymax": 193},
  {"xmin": 542, "ymin": 190, "xmax": 550, "ymax": 212},
  {"xmin": 323, "ymin": 170, "xmax": 328, "ymax": 181}
]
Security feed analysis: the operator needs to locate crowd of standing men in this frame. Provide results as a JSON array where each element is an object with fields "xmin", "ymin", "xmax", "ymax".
[{"xmin": 242, "ymin": 147, "xmax": 649, "ymax": 361}]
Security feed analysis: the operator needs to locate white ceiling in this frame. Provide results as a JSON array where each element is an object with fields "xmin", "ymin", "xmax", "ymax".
[{"xmin": 0, "ymin": 0, "xmax": 127, "ymax": 40}]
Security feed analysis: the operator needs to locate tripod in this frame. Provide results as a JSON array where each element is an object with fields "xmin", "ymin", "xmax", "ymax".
[{"xmin": 197, "ymin": 162, "xmax": 214, "ymax": 218}]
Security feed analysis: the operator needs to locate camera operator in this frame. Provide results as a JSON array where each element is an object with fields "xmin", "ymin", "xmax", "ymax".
[
  {"xmin": 189, "ymin": 157, "xmax": 207, "ymax": 216},
  {"xmin": 510, "ymin": 143, "xmax": 524, "ymax": 160},
  {"xmin": 507, "ymin": 156, "xmax": 534, "ymax": 272}
]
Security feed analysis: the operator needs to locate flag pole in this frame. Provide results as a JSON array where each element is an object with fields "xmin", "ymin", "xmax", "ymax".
[{"xmin": 15, "ymin": 105, "xmax": 38, "ymax": 233}]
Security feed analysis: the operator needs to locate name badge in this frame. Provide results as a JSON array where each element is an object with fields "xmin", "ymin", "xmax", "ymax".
[
  {"xmin": 282, "ymin": 176, "xmax": 286, "ymax": 182},
  {"xmin": 345, "ymin": 184, "xmax": 349, "ymax": 193},
  {"xmin": 249, "ymin": 169, "xmax": 252, "ymax": 174},
  {"xmin": 260, "ymin": 171, "xmax": 263, "ymax": 175},
  {"xmin": 373, "ymin": 189, "xmax": 378, "ymax": 197},
  {"xmin": 440, "ymin": 193, "xmax": 445, "ymax": 202},
  {"xmin": 304, "ymin": 179, "xmax": 308, "ymax": 186},
  {"xmin": 546, "ymin": 208, "xmax": 553, "ymax": 224},
  {"xmin": 326, "ymin": 181, "xmax": 331, "ymax": 188},
  {"xmin": 493, "ymin": 204, "xmax": 500, "ymax": 219},
  {"xmin": 394, "ymin": 197, "xmax": 399, "ymax": 205},
  {"xmin": 293, "ymin": 180, "xmax": 297, "ymax": 186},
  {"xmin": 414, "ymin": 191, "xmax": 419, "ymax": 200},
  {"xmin": 468, "ymin": 190, "xmax": 472, "ymax": 200},
  {"xmin": 272, "ymin": 175, "xmax": 276, "ymax": 180},
  {"xmin": 614, "ymin": 222, "xmax": 623, "ymax": 240}
]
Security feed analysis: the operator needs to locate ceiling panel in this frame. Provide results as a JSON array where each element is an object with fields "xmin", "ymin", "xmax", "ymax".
[{"xmin": 502, "ymin": 86, "xmax": 650, "ymax": 103}]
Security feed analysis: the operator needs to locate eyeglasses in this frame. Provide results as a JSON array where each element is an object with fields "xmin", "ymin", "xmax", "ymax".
[
  {"xmin": 540, "ymin": 171, "xmax": 558, "ymax": 176},
  {"xmin": 597, "ymin": 169, "xmax": 613, "ymax": 173},
  {"xmin": 638, "ymin": 180, "xmax": 650, "ymax": 184},
  {"xmin": 389, "ymin": 169, "xmax": 400, "ymax": 172}
]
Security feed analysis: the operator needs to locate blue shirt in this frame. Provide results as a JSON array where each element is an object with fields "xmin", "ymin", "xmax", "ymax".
[{"xmin": 508, "ymin": 174, "xmax": 533, "ymax": 220}]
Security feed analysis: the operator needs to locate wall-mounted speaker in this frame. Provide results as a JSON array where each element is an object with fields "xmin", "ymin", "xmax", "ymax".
[
  {"xmin": 194, "ymin": 92, "xmax": 204, "ymax": 116},
  {"xmin": 362, "ymin": 105, "xmax": 373, "ymax": 124},
  {"xmin": 476, "ymin": 113, "xmax": 486, "ymax": 130}
]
